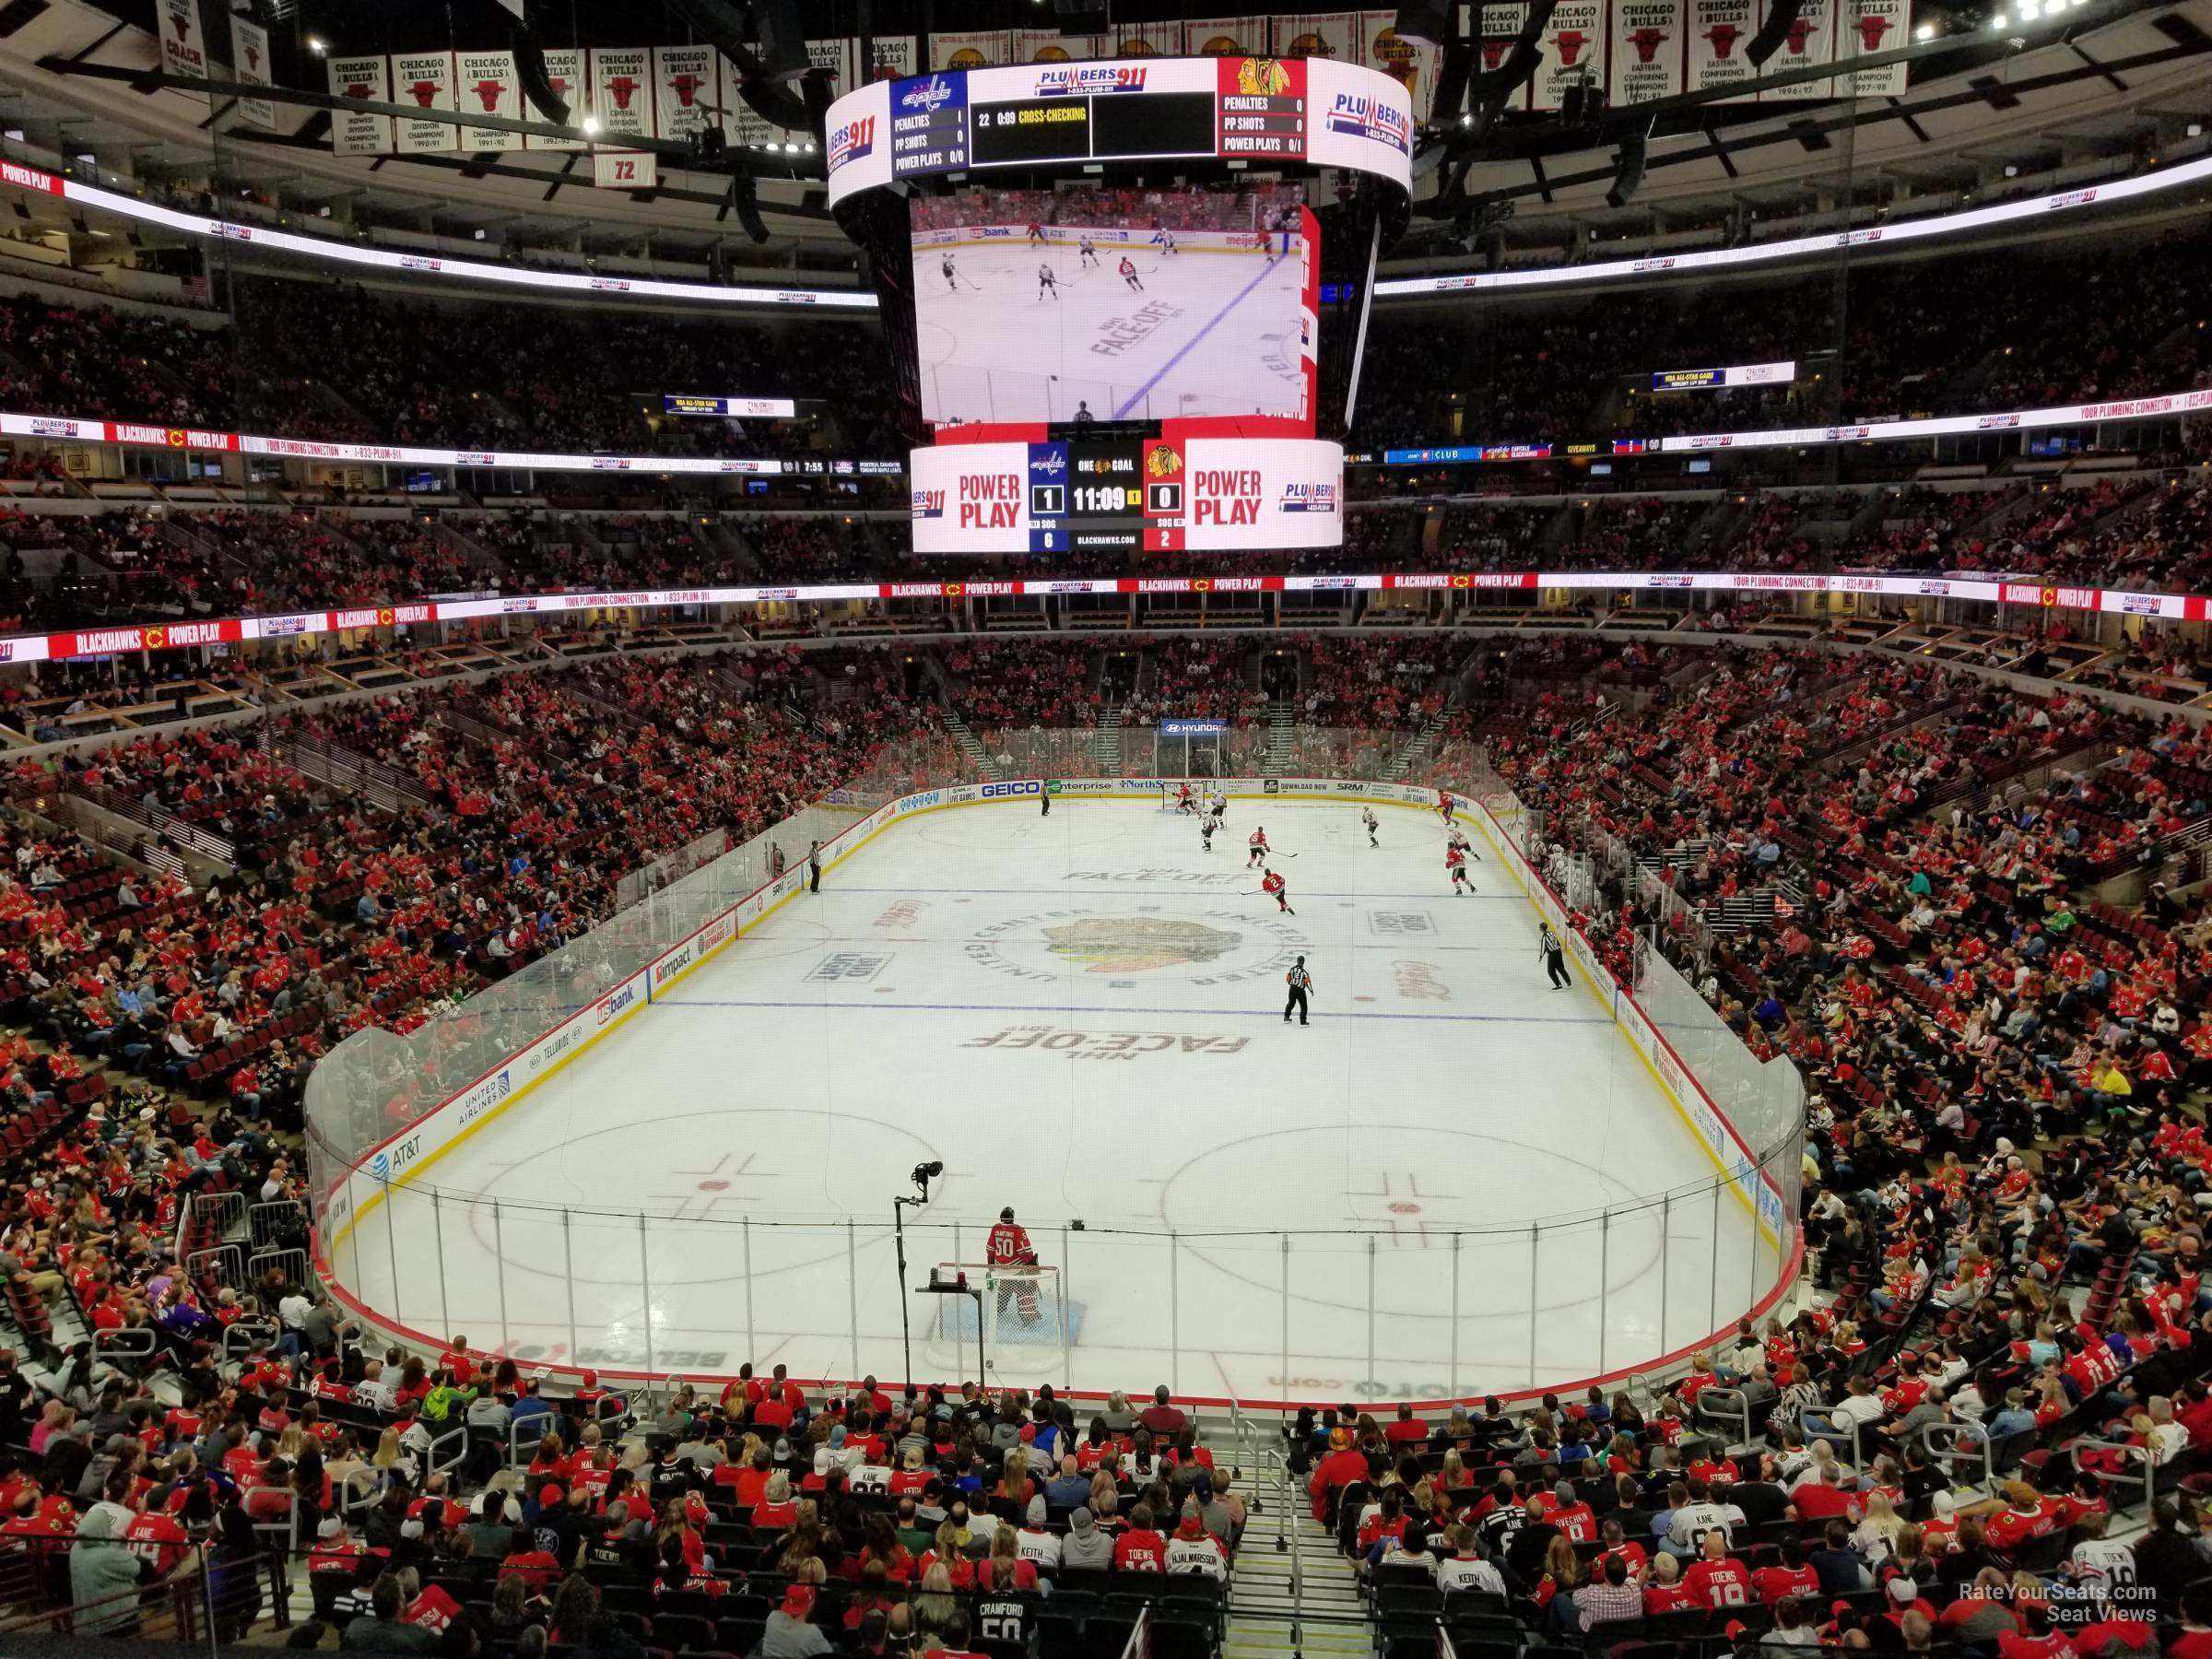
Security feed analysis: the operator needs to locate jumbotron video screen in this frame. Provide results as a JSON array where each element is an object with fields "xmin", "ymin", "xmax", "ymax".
[{"xmin": 910, "ymin": 183, "xmax": 1314, "ymax": 429}]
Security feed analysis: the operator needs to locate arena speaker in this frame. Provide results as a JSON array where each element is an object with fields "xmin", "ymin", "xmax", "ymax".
[
  {"xmin": 1394, "ymin": 1, "xmax": 1457, "ymax": 46},
  {"xmin": 752, "ymin": 0, "xmax": 810, "ymax": 84},
  {"xmin": 511, "ymin": 23, "xmax": 570, "ymax": 125},
  {"xmin": 1746, "ymin": 0, "xmax": 1806, "ymax": 66}
]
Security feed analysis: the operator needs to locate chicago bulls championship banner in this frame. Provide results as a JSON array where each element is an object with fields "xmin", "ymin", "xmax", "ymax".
[
  {"xmin": 865, "ymin": 35, "xmax": 923, "ymax": 79},
  {"xmin": 1839, "ymin": 0, "xmax": 1910, "ymax": 92},
  {"xmin": 1475, "ymin": 4, "xmax": 1533, "ymax": 112},
  {"xmin": 589, "ymin": 47, "xmax": 654, "ymax": 143},
  {"xmin": 1530, "ymin": 0, "xmax": 1606, "ymax": 111},
  {"xmin": 1758, "ymin": 0, "xmax": 1837, "ymax": 99},
  {"xmin": 392, "ymin": 52, "xmax": 459, "ymax": 154},
  {"xmin": 653, "ymin": 45, "xmax": 722, "ymax": 143},
  {"xmin": 1687, "ymin": 0, "xmax": 1759, "ymax": 93},
  {"xmin": 455, "ymin": 51, "xmax": 522, "ymax": 150},
  {"xmin": 523, "ymin": 50, "xmax": 586, "ymax": 150},
  {"xmin": 327, "ymin": 56, "xmax": 394, "ymax": 157},
  {"xmin": 1610, "ymin": 0, "xmax": 1687, "ymax": 104}
]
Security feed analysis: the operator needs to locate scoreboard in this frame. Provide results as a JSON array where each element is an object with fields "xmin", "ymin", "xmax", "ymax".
[
  {"xmin": 829, "ymin": 54, "xmax": 1414, "ymax": 206},
  {"xmin": 911, "ymin": 435, "xmax": 1344, "ymax": 555}
]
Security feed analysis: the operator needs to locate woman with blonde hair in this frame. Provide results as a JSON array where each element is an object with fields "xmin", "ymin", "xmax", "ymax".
[
  {"xmin": 1439, "ymin": 1450, "xmax": 1469, "ymax": 1495},
  {"xmin": 987, "ymin": 1522, "xmax": 1040, "ymax": 1591},
  {"xmin": 1088, "ymin": 1468, "xmax": 1120, "ymax": 1515},
  {"xmin": 1851, "ymin": 1489, "xmax": 1905, "ymax": 1561},
  {"xmin": 919, "ymin": 1520, "xmax": 976, "ymax": 1590},
  {"xmin": 370, "ymin": 1426, "xmax": 418, "ymax": 1489},
  {"xmin": 913, "ymin": 1562, "xmax": 959, "ymax": 1646},
  {"xmin": 1102, "ymin": 1392, "xmax": 1136, "ymax": 1434}
]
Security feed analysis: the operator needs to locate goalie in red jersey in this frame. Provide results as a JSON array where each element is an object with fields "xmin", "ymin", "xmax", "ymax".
[{"xmin": 988, "ymin": 1206, "xmax": 1042, "ymax": 1328}]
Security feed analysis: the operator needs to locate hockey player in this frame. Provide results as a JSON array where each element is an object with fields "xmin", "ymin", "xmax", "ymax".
[
  {"xmin": 1446, "ymin": 841, "xmax": 1470, "ymax": 897},
  {"xmin": 1437, "ymin": 789, "xmax": 1455, "ymax": 825},
  {"xmin": 1158, "ymin": 229, "xmax": 1178, "ymax": 256},
  {"xmin": 1283, "ymin": 956, "xmax": 1312, "ymax": 1026},
  {"xmin": 1177, "ymin": 782, "xmax": 1197, "ymax": 816},
  {"xmin": 1247, "ymin": 825, "xmax": 1269, "ymax": 868},
  {"xmin": 1448, "ymin": 826, "xmax": 1480, "ymax": 866},
  {"xmin": 1038, "ymin": 264, "xmax": 1059, "ymax": 301},
  {"xmin": 1119, "ymin": 255, "xmax": 1144, "ymax": 293},
  {"xmin": 1208, "ymin": 791, "xmax": 1227, "ymax": 825},
  {"xmin": 1261, "ymin": 867, "xmax": 1294, "ymax": 916},
  {"xmin": 1078, "ymin": 236, "xmax": 1099, "ymax": 269},
  {"xmin": 987, "ymin": 1206, "xmax": 1041, "ymax": 1328},
  {"xmin": 1027, "ymin": 220, "xmax": 1046, "ymax": 247},
  {"xmin": 941, "ymin": 253, "xmax": 959, "ymax": 292},
  {"xmin": 1200, "ymin": 818, "xmax": 1218, "ymax": 853},
  {"xmin": 1362, "ymin": 806, "xmax": 1379, "ymax": 848}
]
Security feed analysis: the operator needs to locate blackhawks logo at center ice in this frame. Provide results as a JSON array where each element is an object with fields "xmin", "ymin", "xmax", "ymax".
[{"xmin": 1041, "ymin": 917, "xmax": 1241, "ymax": 973}]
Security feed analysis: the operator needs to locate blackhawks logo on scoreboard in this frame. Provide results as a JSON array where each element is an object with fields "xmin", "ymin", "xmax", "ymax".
[
  {"xmin": 1237, "ymin": 58, "xmax": 1294, "ymax": 96},
  {"xmin": 1145, "ymin": 443, "xmax": 1183, "ymax": 479}
]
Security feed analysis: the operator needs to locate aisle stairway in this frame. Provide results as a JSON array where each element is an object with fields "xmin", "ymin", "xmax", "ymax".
[
  {"xmin": 1259, "ymin": 703, "xmax": 1297, "ymax": 776},
  {"xmin": 1225, "ymin": 1509, "xmax": 1367, "ymax": 1659},
  {"xmin": 1094, "ymin": 703, "xmax": 1124, "ymax": 775}
]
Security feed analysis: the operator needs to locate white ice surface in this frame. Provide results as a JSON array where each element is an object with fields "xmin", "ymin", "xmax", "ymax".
[
  {"xmin": 914, "ymin": 239, "xmax": 1308, "ymax": 427},
  {"xmin": 337, "ymin": 799, "xmax": 1763, "ymax": 1405}
]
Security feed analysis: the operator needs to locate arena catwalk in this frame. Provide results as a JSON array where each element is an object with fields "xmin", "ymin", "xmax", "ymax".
[{"xmin": 335, "ymin": 799, "xmax": 1758, "ymax": 1402}]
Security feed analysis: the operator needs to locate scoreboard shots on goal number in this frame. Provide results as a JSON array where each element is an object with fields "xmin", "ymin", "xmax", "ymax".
[{"xmin": 825, "ymin": 55, "xmax": 1406, "ymax": 557}]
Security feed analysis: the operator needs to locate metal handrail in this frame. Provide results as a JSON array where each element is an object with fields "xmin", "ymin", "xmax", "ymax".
[
  {"xmin": 2065, "ymin": 1434, "xmax": 2161, "ymax": 1515},
  {"xmin": 1912, "ymin": 1417, "xmax": 1993, "ymax": 1496}
]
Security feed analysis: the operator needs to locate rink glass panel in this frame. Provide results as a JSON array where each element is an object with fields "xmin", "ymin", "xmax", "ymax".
[{"xmin": 308, "ymin": 734, "xmax": 1803, "ymax": 1406}]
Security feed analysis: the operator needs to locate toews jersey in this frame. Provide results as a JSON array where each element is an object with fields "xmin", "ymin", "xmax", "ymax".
[{"xmin": 987, "ymin": 1223, "xmax": 1036, "ymax": 1266}]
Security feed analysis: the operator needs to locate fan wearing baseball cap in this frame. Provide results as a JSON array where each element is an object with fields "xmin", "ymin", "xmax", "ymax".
[{"xmin": 760, "ymin": 1580, "xmax": 833, "ymax": 1656}]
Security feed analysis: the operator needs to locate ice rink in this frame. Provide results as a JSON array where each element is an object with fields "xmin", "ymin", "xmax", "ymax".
[
  {"xmin": 335, "ymin": 798, "xmax": 1766, "ymax": 1404},
  {"xmin": 914, "ymin": 236, "xmax": 1309, "ymax": 427}
]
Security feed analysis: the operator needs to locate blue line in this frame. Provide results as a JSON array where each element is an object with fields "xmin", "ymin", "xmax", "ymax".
[
  {"xmin": 1112, "ymin": 258, "xmax": 1283, "ymax": 420},
  {"xmin": 655, "ymin": 997, "xmax": 1606, "ymax": 1025}
]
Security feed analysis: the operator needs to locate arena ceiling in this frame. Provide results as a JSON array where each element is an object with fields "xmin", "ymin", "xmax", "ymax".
[{"xmin": 0, "ymin": 0, "xmax": 2205, "ymax": 281}]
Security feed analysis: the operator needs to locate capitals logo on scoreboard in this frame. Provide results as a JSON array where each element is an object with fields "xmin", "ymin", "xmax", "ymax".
[
  {"xmin": 900, "ymin": 74, "xmax": 962, "ymax": 113},
  {"xmin": 828, "ymin": 114, "xmax": 877, "ymax": 171},
  {"xmin": 1030, "ymin": 446, "xmax": 1069, "ymax": 479},
  {"xmin": 1038, "ymin": 64, "xmax": 1149, "ymax": 95},
  {"xmin": 912, "ymin": 488, "xmax": 946, "ymax": 521},
  {"xmin": 1324, "ymin": 92, "xmax": 1410, "ymax": 154}
]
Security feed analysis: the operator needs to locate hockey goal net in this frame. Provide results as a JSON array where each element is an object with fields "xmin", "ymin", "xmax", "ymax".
[{"xmin": 924, "ymin": 1262, "xmax": 1069, "ymax": 1385}]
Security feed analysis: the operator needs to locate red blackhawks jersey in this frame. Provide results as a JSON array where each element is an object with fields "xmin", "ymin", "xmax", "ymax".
[{"xmin": 987, "ymin": 1223, "xmax": 1036, "ymax": 1266}]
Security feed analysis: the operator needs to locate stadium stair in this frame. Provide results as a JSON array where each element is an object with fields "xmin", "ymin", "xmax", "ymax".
[
  {"xmin": 1382, "ymin": 694, "xmax": 1458, "ymax": 783},
  {"xmin": 1260, "ymin": 704, "xmax": 1296, "ymax": 776},
  {"xmin": 1225, "ymin": 1511, "xmax": 1366, "ymax": 1659},
  {"xmin": 1094, "ymin": 704, "xmax": 1124, "ymax": 774}
]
